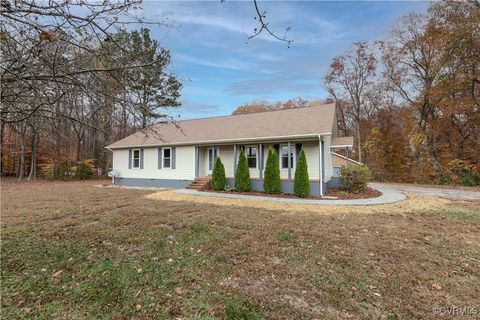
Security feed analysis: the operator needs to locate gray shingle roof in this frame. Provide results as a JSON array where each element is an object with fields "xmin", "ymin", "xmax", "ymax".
[{"xmin": 108, "ymin": 103, "xmax": 336, "ymax": 149}]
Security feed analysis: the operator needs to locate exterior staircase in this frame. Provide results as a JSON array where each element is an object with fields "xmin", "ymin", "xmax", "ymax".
[{"xmin": 185, "ymin": 176, "xmax": 211, "ymax": 190}]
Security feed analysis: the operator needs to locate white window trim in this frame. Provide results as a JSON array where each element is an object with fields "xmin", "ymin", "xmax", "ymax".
[
  {"xmin": 132, "ymin": 148, "xmax": 141, "ymax": 169},
  {"xmin": 280, "ymin": 144, "xmax": 295, "ymax": 169},
  {"xmin": 163, "ymin": 147, "xmax": 172, "ymax": 169},
  {"xmin": 207, "ymin": 147, "xmax": 218, "ymax": 172},
  {"xmin": 245, "ymin": 145, "xmax": 258, "ymax": 169}
]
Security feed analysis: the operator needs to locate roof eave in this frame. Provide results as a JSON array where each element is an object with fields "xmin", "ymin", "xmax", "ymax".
[{"xmin": 108, "ymin": 132, "xmax": 332, "ymax": 149}]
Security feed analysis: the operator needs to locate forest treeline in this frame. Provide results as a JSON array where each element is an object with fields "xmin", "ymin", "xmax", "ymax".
[
  {"xmin": 233, "ymin": 1, "xmax": 480, "ymax": 185},
  {"xmin": 1, "ymin": 1, "xmax": 181, "ymax": 179},
  {"xmin": 1, "ymin": 0, "xmax": 479, "ymax": 185}
]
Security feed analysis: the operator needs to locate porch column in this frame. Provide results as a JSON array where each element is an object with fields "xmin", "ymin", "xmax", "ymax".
[
  {"xmin": 195, "ymin": 146, "xmax": 199, "ymax": 177},
  {"xmin": 319, "ymin": 138, "xmax": 324, "ymax": 196},
  {"xmin": 233, "ymin": 144, "xmax": 237, "ymax": 174},
  {"xmin": 287, "ymin": 141, "xmax": 292, "ymax": 180},
  {"xmin": 258, "ymin": 143, "xmax": 263, "ymax": 179}
]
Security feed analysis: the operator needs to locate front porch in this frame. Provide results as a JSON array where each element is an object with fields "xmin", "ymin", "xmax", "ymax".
[{"xmin": 193, "ymin": 139, "xmax": 328, "ymax": 196}]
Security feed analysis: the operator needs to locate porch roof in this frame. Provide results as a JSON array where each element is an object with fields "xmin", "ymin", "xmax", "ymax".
[
  {"xmin": 108, "ymin": 103, "xmax": 336, "ymax": 149},
  {"xmin": 330, "ymin": 136, "xmax": 354, "ymax": 148}
]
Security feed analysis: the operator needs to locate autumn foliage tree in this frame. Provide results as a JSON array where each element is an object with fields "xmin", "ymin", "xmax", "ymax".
[{"xmin": 325, "ymin": 1, "xmax": 479, "ymax": 184}]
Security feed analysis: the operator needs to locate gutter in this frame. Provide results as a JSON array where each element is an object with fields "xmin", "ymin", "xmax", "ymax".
[{"xmin": 107, "ymin": 132, "xmax": 333, "ymax": 150}]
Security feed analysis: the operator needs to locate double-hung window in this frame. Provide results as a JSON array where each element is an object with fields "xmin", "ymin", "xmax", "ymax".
[
  {"xmin": 280, "ymin": 145, "xmax": 294, "ymax": 169},
  {"xmin": 245, "ymin": 146, "xmax": 257, "ymax": 168},
  {"xmin": 132, "ymin": 149, "xmax": 140, "ymax": 168},
  {"xmin": 163, "ymin": 148, "xmax": 171, "ymax": 168}
]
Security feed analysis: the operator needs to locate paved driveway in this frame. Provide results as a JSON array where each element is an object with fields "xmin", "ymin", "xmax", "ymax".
[{"xmin": 374, "ymin": 183, "xmax": 480, "ymax": 201}]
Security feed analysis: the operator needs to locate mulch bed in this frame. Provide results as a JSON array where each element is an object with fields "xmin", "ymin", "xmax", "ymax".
[
  {"xmin": 202, "ymin": 187, "xmax": 382, "ymax": 200},
  {"xmin": 324, "ymin": 187, "xmax": 382, "ymax": 199}
]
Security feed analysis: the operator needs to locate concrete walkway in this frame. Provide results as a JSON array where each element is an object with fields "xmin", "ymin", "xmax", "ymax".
[
  {"xmin": 175, "ymin": 183, "xmax": 406, "ymax": 206},
  {"xmin": 376, "ymin": 183, "xmax": 480, "ymax": 201}
]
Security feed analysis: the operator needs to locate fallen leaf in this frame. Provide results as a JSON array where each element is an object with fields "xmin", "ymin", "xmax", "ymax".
[
  {"xmin": 432, "ymin": 283, "xmax": 442, "ymax": 290},
  {"xmin": 52, "ymin": 269, "xmax": 64, "ymax": 277},
  {"xmin": 135, "ymin": 304, "xmax": 141, "ymax": 311}
]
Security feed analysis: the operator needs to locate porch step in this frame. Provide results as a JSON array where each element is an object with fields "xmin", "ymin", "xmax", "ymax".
[{"xmin": 186, "ymin": 176, "xmax": 211, "ymax": 190}]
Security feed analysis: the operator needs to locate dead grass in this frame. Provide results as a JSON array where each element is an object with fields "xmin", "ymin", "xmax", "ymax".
[
  {"xmin": 145, "ymin": 189, "xmax": 451, "ymax": 215},
  {"xmin": 1, "ymin": 180, "xmax": 479, "ymax": 319}
]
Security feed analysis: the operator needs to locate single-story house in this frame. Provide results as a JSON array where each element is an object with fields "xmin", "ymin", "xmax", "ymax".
[{"xmin": 107, "ymin": 103, "xmax": 354, "ymax": 196}]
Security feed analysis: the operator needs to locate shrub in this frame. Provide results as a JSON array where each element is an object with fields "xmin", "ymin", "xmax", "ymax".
[
  {"xmin": 293, "ymin": 148, "xmax": 310, "ymax": 197},
  {"xmin": 340, "ymin": 164, "xmax": 372, "ymax": 193},
  {"xmin": 263, "ymin": 148, "xmax": 280, "ymax": 194},
  {"xmin": 51, "ymin": 161, "xmax": 71, "ymax": 180},
  {"xmin": 235, "ymin": 149, "xmax": 251, "ymax": 192},
  {"xmin": 76, "ymin": 161, "xmax": 93, "ymax": 180},
  {"xmin": 440, "ymin": 159, "xmax": 479, "ymax": 186},
  {"xmin": 211, "ymin": 156, "xmax": 226, "ymax": 190}
]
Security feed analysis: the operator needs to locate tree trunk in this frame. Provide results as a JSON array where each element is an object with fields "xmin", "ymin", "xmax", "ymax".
[
  {"xmin": 0, "ymin": 123, "xmax": 5, "ymax": 176},
  {"xmin": 425, "ymin": 133, "xmax": 442, "ymax": 179},
  {"xmin": 28, "ymin": 128, "xmax": 37, "ymax": 180},
  {"xmin": 17, "ymin": 124, "xmax": 26, "ymax": 180},
  {"xmin": 356, "ymin": 124, "xmax": 362, "ymax": 163}
]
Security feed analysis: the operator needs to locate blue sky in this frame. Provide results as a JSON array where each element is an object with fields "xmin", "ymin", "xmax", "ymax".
[{"xmin": 142, "ymin": 1, "xmax": 429, "ymax": 119}]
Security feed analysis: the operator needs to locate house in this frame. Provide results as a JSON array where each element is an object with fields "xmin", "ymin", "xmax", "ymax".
[{"xmin": 106, "ymin": 103, "xmax": 354, "ymax": 196}]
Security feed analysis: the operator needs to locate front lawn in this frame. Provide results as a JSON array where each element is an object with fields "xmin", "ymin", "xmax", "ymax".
[{"xmin": 1, "ymin": 180, "xmax": 479, "ymax": 319}]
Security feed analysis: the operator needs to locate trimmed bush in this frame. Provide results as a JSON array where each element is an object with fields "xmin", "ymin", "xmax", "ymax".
[
  {"xmin": 211, "ymin": 156, "xmax": 226, "ymax": 190},
  {"xmin": 235, "ymin": 149, "xmax": 251, "ymax": 192},
  {"xmin": 263, "ymin": 148, "xmax": 281, "ymax": 194},
  {"xmin": 340, "ymin": 164, "xmax": 372, "ymax": 193},
  {"xmin": 293, "ymin": 149, "xmax": 310, "ymax": 197},
  {"xmin": 76, "ymin": 161, "xmax": 93, "ymax": 180}
]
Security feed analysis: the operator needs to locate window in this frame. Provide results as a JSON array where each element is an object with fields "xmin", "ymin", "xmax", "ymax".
[
  {"xmin": 246, "ymin": 146, "xmax": 257, "ymax": 168},
  {"xmin": 163, "ymin": 148, "xmax": 171, "ymax": 168},
  {"xmin": 281, "ymin": 145, "xmax": 294, "ymax": 169},
  {"xmin": 132, "ymin": 149, "xmax": 140, "ymax": 168}
]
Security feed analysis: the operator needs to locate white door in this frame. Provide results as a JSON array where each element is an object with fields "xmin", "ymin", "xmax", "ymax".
[{"xmin": 207, "ymin": 147, "xmax": 215, "ymax": 175}]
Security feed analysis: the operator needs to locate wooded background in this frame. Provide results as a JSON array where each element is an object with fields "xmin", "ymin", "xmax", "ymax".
[{"xmin": 1, "ymin": 0, "xmax": 479, "ymax": 184}]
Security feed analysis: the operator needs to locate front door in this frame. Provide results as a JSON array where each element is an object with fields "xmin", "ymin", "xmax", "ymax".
[{"xmin": 207, "ymin": 147, "xmax": 216, "ymax": 175}]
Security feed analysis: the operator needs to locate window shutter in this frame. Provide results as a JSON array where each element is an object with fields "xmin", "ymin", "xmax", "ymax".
[
  {"xmin": 295, "ymin": 143, "xmax": 302, "ymax": 164},
  {"xmin": 140, "ymin": 149, "xmax": 144, "ymax": 169},
  {"xmin": 128, "ymin": 149, "xmax": 132, "ymax": 169},
  {"xmin": 273, "ymin": 144, "xmax": 280, "ymax": 159},
  {"xmin": 158, "ymin": 148, "xmax": 162, "ymax": 169},
  {"xmin": 172, "ymin": 147, "xmax": 176, "ymax": 169}
]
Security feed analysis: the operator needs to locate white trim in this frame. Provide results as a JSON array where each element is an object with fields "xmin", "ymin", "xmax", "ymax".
[
  {"xmin": 330, "ymin": 144, "xmax": 353, "ymax": 148},
  {"xmin": 108, "ymin": 133, "xmax": 333, "ymax": 149},
  {"xmin": 162, "ymin": 147, "xmax": 172, "ymax": 169},
  {"xmin": 332, "ymin": 152, "xmax": 362, "ymax": 165},
  {"xmin": 132, "ymin": 148, "xmax": 141, "ymax": 169}
]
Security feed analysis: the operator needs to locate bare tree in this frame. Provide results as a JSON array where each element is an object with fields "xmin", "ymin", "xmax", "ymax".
[
  {"xmin": 381, "ymin": 12, "xmax": 445, "ymax": 178},
  {"xmin": 324, "ymin": 41, "xmax": 378, "ymax": 162}
]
